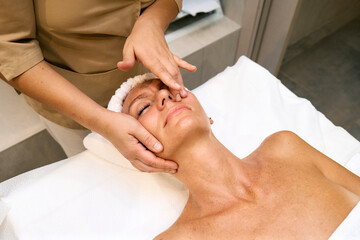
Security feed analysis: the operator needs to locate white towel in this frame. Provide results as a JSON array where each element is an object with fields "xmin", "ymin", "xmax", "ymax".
[{"xmin": 345, "ymin": 153, "xmax": 360, "ymax": 177}]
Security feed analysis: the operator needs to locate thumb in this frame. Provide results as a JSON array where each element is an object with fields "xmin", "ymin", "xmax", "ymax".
[
  {"xmin": 117, "ymin": 46, "xmax": 136, "ymax": 71},
  {"xmin": 134, "ymin": 125, "xmax": 163, "ymax": 153}
]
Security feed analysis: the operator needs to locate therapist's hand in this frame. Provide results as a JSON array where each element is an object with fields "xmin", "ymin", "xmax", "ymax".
[
  {"xmin": 117, "ymin": 0, "xmax": 197, "ymax": 101},
  {"xmin": 104, "ymin": 111, "xmax": 178, "ymax": 173}
]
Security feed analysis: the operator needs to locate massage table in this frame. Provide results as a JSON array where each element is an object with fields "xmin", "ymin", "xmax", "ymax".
[{"xmin": 1, "ymin": 56, "xmax": 359, "ymax": 239}]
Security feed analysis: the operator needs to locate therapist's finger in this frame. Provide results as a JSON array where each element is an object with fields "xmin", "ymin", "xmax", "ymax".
[
  {"xmin": 117, "ymin": 45, "xmax": 136, "ymax": 71},
  {"xmin": 148, "ymin": 60, "xmax": 184, "ymax": 102},
  {"xmin": 173, "ymin": 55, "xmax": 197, "ymax": 72},
  {"xmin": 135, "ymin": 144, "xmax": 178, "ymax": 170},
  {"xmin": 157, "ymin": 55, "xmax": 186, "ymax": 100},
  {"xmin": 161, "ymin": 55, "xmax": 192, "ymax": 98},
  {"xmin": 131, "ymin": 122, "xmax": 163, "ymax": 153},
  {"xmin": 130, "ymin": 160, "xmax": 155, "ymax": 173},
  {"xmin": 132, "ymin": 158, "xmax": 176, "ymax": 173},
  {"xmin": 150, "ymin": 58, "xmax": 183, "ymax": 90}
]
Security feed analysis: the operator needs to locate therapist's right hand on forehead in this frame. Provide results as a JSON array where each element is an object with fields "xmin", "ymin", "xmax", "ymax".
[{"xmin": 103, "ymin": 111, "xmax": 178, "ymax": 173}]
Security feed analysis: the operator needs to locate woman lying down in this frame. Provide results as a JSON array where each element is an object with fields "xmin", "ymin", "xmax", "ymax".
[{"xmin": 114, "ymin": 73, "xmax": 360, "ymax": 239}]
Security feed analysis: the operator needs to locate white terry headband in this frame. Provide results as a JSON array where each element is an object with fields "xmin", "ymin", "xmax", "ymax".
[{"xmin": 107, "ymin": 73, "xmax": 158, "ymax": 113}]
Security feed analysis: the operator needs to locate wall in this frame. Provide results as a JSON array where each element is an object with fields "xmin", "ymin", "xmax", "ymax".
[
  {"xmin": 289, "ymin": 0, "xmax": 360, "ymax": 45},
  {"xmin": 222, "ymin": 0, "xmax": 260, "ymax": 59},
  {"xmin": 221, "ymin": 0, "xmax": 246, "ymax": 26},
  {"xmin": 222, "ymin": 0, "xmax": 303, "ymax": 75}
]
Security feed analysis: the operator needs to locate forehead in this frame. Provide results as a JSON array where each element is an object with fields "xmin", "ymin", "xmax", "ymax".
[
  {"xmin": 137, "ymin": 79, "xmax": 155, "ymax": 89},
  {"xmin": 127, "ymin": 78, "xmax": 159, "ymax": 97}
]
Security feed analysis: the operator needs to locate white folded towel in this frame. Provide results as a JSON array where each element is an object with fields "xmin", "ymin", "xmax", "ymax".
[{"xmin": 345, "ymin": 153, "xmax": 360, "ymax": 177}]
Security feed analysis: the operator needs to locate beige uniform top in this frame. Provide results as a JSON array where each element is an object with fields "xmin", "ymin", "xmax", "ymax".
[{"xmin": 0, "ymin": 0, "xmax": 182, "ymax": 129}]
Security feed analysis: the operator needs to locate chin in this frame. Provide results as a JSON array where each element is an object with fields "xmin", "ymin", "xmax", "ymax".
[
  {"xmin": 175, "ymin": 114, "xmax": 198, "ymax": 128},
  {"xmin": 158, "ymin": 115, "xmax": 211, "ymax": 159},
  {"xmin": 160, "ymin": 114, "xmax": 210, "ymax": 158},
  {"xmin": 171, "ymin": 114, "xmax": 210, "ymax": 140}
]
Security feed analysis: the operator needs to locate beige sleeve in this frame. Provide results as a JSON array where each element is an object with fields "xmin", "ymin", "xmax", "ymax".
[
  {"xmin": 173, "ymin": 0, "xmax": 182, "ymax": 12},
  {"xmin": 0, "ymin": 0, "xmax": 43, "ymax": 81}
]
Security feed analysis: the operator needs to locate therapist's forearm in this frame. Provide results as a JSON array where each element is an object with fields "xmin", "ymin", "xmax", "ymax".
[
  {"xmin": 137, "ymin": 0, "xmax": 179, "ymax": 32},
  {"xmin": 3, "ymin": 60, "xmax": 110, "ymax": 134}
]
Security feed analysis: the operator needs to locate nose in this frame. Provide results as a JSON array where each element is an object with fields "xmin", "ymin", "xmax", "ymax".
[{"xmin": 156, "ymin": 89, "xmax": 174, "ymax": 110}]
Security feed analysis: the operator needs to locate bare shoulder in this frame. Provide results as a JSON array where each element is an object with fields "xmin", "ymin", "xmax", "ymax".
[
  {"xmin": 260, "ymin": 130, "xmax": 304, "ymax": 158},
  {"xmin": 258, "ymin": 130, "xmax": 325, "ymax": 170},
  {"xmin": 261, "ymin": 130, "xmax": 335, "ymax": 165},
  {"xmin": 263, "ymin": 130, "xmax": 301, "ymax": 144},
  {"xmin": 262, "ymin": 131, "xmax": 360, "ymax": 196}
]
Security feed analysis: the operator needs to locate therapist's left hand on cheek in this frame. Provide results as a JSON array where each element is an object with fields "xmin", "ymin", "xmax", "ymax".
[
  {"xmin": 117, "ymin": 19, "xmax": 197, "ymax": 100},
  {"xmin": 103, "ymin": 112, "xmax": 178, "ymax": 173}
]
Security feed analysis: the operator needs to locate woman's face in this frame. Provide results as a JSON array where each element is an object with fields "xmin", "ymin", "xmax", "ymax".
[{"xmin": 122, "ymin": 79, "xmax": 211, "ymax": 158}]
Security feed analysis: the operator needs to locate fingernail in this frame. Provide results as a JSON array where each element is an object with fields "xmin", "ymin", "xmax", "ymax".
[
  {"xmin": 180, "ymin": 89, "xmax": 187, "ymax": 96},
  {"xmin": 176, "ymin": 94, "xmax": 181, "ymax": 101},
  {"xmin": 154, "ymin": 142, "xmax": 162, "ymax": 151},
  {"xmin": 169, "ymin": 170, "xmax": 177, "ymax": 174}
]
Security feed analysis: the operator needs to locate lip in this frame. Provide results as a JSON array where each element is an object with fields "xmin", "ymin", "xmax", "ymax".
[{"xmin": 165, "ymin": 105, "xmax": 190, "ymax": 127}]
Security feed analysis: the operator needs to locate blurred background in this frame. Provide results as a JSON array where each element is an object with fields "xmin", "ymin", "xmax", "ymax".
[{"xmin": 1, "ymin": 0, "xmax": 359, "ymax": 182}]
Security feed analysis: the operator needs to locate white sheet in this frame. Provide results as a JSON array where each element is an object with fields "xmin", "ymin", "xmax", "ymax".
[{"xmin": 1, "ymin": 56, "xmax": 359, "ymax": 239}]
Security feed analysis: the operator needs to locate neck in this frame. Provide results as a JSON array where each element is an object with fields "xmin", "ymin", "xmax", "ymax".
[{"xmin": 171, "ymin": 133, "xmax": 258, "ymax": 215}]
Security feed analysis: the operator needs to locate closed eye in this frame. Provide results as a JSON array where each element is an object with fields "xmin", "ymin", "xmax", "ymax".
[{"xmin": 138, "ymin": 104, "xmax": 150, "ymax": 117}]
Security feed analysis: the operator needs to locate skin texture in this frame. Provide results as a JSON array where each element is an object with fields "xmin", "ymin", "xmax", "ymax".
[
  {"xmin": 1, "ymin": 0, "xmax": 196, "ymax": 173},
  {"xmin": 122, "ymin": 79, "xmax": 360, "ymax": 240}
]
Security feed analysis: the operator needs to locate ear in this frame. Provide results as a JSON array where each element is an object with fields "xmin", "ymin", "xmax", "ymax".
[{"xmin": 209, "ymin": 117, "xmax": 214, "ymax": 125}]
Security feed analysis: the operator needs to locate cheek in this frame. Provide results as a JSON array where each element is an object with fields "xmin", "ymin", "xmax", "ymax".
[
  {"xmin": 139, "ymin": 110, "xmax": 163, "ymax": 140},
  {"xmin": 183, "ymin": 94, "xmax": 208, "ymax": 116}
]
